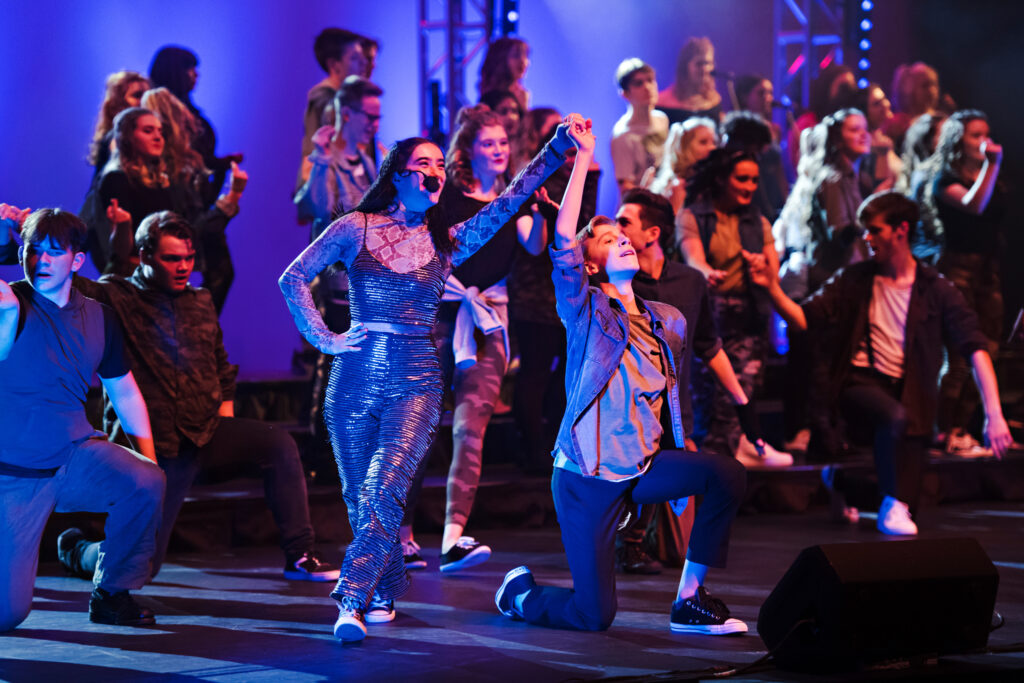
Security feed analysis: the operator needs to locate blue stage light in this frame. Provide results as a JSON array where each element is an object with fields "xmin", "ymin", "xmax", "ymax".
[
  {"xmin": 862, "ymin": 0, "xmax": 873, "ymax": 11},
  {"xmin": 861, "ymin": 19, "xmax": 872, "ymax": 31},
  {"xmin": 507, "ymin": 10, "xmax": 519, "ymax": 21},
  {"xmin": 858, "ymin": 78, "xmax": 869, "ymax": 88},
  {"xmin": 859, "ymin": 58, "xmax": 870, "ymax": 70},
  {"xmin": 860, "ymin": 39, "xmax": 871, "ymax": 50}
]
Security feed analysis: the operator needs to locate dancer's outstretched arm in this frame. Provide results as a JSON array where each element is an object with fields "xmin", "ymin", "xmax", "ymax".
[{"xmin": 450, "ymin": 115, "xmax": 581, "ymax": 265}]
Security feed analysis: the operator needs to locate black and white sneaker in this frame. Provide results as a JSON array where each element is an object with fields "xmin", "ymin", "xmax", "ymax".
[
  {"xmin": 402, "ymin": 539, "xmax": 428, "ymax": 570},
  {"xmin": 495, "ymin": 565, "xmax": 536, "ymax": 619},
  {"xmin": 365, "ymin": 593, "xmax": 396, "ymax": 624},
  {"xmin": 439, "ymin": 536, "xmax": 491, "ymax": 573},
  {"xmin": 57, "ymin": 527, "xmax": 94, "ymax": 580},
  {"xmin": 670, "ymin": 586, "xmax": 747, "ymax": 635},
  {"xmin": 89, "ymin": 588, "xmax": 156, "ymax": 626},
  {"xmin": 284, "ymin": 551, "xmax": 340, "ymax": 582},
  {"xmin": 334, "ymin": 596, "xmax": 367, "ymax": 641}
]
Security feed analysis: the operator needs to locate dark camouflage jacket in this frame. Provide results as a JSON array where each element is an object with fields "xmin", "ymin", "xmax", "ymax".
[{"xmin": 74, "ymin": 270, "xmax": 238, "ymax": 456}]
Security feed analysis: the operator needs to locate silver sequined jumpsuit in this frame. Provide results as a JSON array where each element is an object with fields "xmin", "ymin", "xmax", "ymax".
[{"xmin": 279, "ymin": 143, "xmax": 565, "ymax": 609}]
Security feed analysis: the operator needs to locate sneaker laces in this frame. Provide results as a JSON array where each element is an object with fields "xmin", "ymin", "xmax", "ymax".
[
  {"xmin": 368, "ymin": 593, "xmax": 393, "ymax": 611},
  {"xmin": 690, "ymin": 588, "xmax": 730, "ymax": 619},
  {"xmin": 453, "ymin": 536, "xmax": 479, "ymax": 550},
  {"xmin": 337, "ymin": 595, "xmax": 364, "ymax": 615}
]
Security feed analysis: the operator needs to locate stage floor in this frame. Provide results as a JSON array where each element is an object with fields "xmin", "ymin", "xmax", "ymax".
[{"xmin": 3, "ymin": 502, "xmax": 1024, "ymax": 682}]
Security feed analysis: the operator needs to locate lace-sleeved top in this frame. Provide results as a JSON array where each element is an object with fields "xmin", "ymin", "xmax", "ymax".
[{"xmin": 279, "ymin": 142, "xmax": 565, "ymax": 349}]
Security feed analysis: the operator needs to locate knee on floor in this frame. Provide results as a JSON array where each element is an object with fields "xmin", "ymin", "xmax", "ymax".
[{"xmin": 0, "ymin": 601, "xmax": 31, "ymax": 632}]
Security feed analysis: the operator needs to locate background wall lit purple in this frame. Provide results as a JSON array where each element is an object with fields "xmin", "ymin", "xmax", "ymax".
[{"xmin": 1, "ymin": 0, "xmax": 1019, "ymax": 378}]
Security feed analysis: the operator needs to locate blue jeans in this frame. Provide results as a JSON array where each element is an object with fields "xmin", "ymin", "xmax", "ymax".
[
  {"xmin": 0, "ymin": 436, "xmax": 165, "ymax": 631},
  {"xmin": 521, "ymin": 449, "xmax": 745, "ymax": 631}
]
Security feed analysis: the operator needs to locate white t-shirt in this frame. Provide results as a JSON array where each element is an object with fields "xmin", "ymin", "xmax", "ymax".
[
  {"xmin": 851, "ymin": 275, "xmax": 914, "ymax": 379},
  {"xmin": 610, "ymin": 110, "xmax": 669, "ymax": 187}
]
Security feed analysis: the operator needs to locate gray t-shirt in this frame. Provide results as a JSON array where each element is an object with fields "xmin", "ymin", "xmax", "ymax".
[{"xmin": 556, "ymin": 311, "xmax": 666, "ymax": 480}]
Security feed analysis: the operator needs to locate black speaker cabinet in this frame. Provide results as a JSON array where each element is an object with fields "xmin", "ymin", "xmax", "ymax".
[{"xmin": 757, "ymin": 537, "xmax": 999, "ymax": 673}]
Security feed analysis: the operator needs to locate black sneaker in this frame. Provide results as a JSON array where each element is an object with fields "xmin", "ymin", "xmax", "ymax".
[
  {"xmin": 439, "ymin": 536, "xmax": 491, "ymax": 573},
  {"xmin": 57, "ymin": 528, "xmax": 94, "ymax": 580},
  {"xmin": 617, "ymin": 543, "xmax": 663, "ymax": 575},
  {"xmin": 670, "ymin": 586, "xmax": 747, "ymax": 635},
  {"xmin": 402, "ymin": 539, "xmax": 427, "ymax": 570},
  {"xmin": 284, "ymin": 551, "xmax": 340, "ymax": 582},
  {"xmin": 89, "ymin": 588, "xmax": 156, "ymax": 626},
  {"xmin": 495, "ymin": 565, "xmax": 536, "ymax": 619},
  {"xmin": 333, "ymin": 596, "xmax": 367, "ymax": 641},
  {"xmin": 364, "ymin": 593, "xmax": 396, "ymax": 624}
]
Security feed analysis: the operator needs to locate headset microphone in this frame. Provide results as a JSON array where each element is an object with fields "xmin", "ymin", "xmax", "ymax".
[
  {"xmin": 422, "ymin": 174, "xmax": 441, "ymax": 192},
  {"xmin": 400, "ymin": 169, "xmax": 441, "ymax": 192}
]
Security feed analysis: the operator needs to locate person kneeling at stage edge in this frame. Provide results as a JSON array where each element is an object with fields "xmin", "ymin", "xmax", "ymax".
[
  {"xmin": 495, "ymin": 118, "xmax": 748, "ymax": 635},
  {"xmin": 0, "ymin": 209, "xmax": 164, "ymax": 630},
  {"xmin": 62, "ymin": 211, "xmax": 338, "ymax": 584},
  {"xmin": 745, "ymin": 191, "xmax": 1012, "ymax": 535}
]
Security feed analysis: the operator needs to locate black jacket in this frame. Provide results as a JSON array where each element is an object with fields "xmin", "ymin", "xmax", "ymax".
[{"xmin": 802, "ymin": 260, "xmax": 988, "ymax": 436}]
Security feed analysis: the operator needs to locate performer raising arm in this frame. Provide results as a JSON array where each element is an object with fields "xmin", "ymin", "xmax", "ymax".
[
  {"xmin": 494, "ymin": 117, "xmax": 749, "ymax": 635},
  {"xmin": 279, "ymin": 116, "xmax": 579, "ymax": 642}
]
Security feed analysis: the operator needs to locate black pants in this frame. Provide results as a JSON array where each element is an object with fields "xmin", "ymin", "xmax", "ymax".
[
  {"xmin": 521, "ymin": 449, "xmax": 745, "ymax": 631},
  {"xmin": 152, "ymin": 417, "xmax": 315, "ymax": 575},
  {"xmin": 839, "ymin": 369, "xmax": 926, "ymax": 507},
  {"xmin": 512, "ymin": 319, "xmax": 567, "ymax": 469}
]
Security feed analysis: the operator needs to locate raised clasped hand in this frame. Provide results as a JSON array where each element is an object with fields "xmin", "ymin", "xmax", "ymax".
[{"xmin": 565, "ymin": 114, "xmax": 595, "ymax": 153}]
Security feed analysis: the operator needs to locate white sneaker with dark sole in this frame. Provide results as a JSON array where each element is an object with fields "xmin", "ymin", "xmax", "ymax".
[{"xmin": 334, "ymin": 597, "xmax": 367, "ymax": 641}]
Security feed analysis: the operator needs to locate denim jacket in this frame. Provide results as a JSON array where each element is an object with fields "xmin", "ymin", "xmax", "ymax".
[{"xmin": 550, "ymin": 244, "xmax": 687, "ymax": 476}]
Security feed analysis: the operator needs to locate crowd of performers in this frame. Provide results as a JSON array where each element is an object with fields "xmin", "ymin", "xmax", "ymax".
[{"xmin": 0, "ymin": 28, "xmax": 1015, "ymax": 643}]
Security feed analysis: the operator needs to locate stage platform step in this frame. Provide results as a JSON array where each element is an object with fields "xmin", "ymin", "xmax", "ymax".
[{"xmin": 42, "ymin": 447, "xmax": 1024, "ymax": 564}]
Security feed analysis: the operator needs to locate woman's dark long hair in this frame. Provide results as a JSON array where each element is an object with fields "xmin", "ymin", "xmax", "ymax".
[
  {"xmin": 149, "ymin": 46, "xmax": 198, "ymax": 105},
  {"xmin": 686, "ymin": 147, "xmax": 758, "ymax": 205},
  {"xmin": 353, "ymin": 137, "xmax": 452, "ymax": 254}
]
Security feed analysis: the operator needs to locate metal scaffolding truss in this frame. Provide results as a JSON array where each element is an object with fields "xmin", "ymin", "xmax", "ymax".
[
  {"xmin": 418, "ymin": 0, "xmax": 495, "ymax": 139},
  {"xmin": 773, "ymin": 0, "xmax": 846, "ymax": 110}
]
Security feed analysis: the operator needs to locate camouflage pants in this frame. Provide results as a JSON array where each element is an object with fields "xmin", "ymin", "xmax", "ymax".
[
  {"xmin": 937, "ymin": 253, "xmax": 1002, "ymax": 433},
  {"xmin": 445, "ymin": 326, "xmax": 507, "ymax": 528},
  {"xmin": 694, "ymin": 293, "xmax": 765, "ymax": 458}
]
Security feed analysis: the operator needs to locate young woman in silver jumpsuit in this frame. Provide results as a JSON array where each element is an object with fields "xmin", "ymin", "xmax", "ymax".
[{"xmin": 279, "ymin": 116, "xmax": 581, "ymax": 641}]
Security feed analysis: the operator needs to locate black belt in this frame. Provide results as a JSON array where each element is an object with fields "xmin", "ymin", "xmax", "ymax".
[
  {"xmin": 0, "ymin": 460, "xmax": 60, "ymax": 478},
  {"xmin": 850, "ymin": 365, "xmax": 904, "ymax": 391}
]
